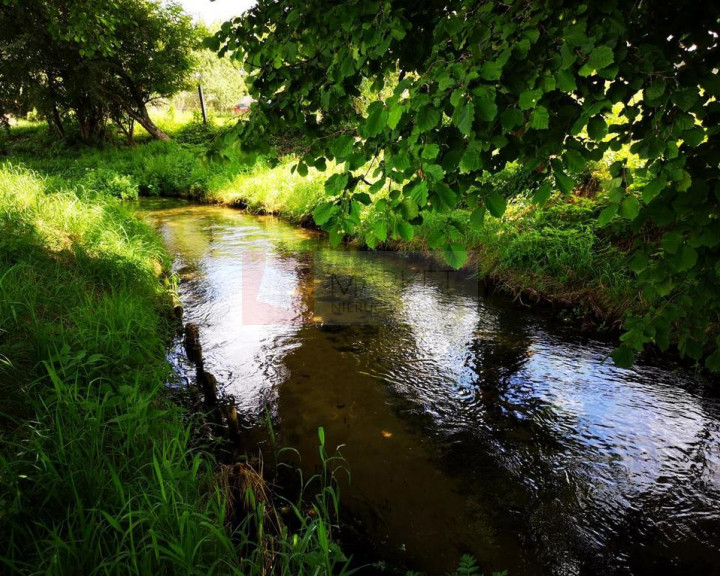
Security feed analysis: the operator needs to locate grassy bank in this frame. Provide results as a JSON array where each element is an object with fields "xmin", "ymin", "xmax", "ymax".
[{"xmin": 0, "ymin": 156, "xmax": 353, "ymax": 574}]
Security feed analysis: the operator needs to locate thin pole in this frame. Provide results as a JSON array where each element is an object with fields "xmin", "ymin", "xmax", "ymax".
[{"xmin": 197, "ymin": 84, "xmax": 207, "ymax": 124}]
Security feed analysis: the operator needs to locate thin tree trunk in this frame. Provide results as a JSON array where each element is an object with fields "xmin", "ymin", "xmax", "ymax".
[
  {"xmin": 126, "ymin": 105, "xmax": 170, "ymax": 141},
  {"xmin": 46, "ymin": 72, "xmax": 66, "ymax": 140},
  {"xmin": 50, "ymin": 104, "xmax": 65, "ymax": 139}
]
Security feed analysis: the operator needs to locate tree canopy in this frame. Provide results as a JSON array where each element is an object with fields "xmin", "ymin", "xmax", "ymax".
[
  {"xmin": 212, "ymin": 0, "xmax": 720, "ymax": 369},
  {"xmin": 0, "ymin": 0, "xmax": 196, "ymax": 141}
]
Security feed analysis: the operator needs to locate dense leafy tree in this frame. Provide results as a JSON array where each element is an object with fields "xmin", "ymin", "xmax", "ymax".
[
  {"xmin": 0, "ymin": 0, "xmax": 196, "ymax": 141},
  {"xmin": 212, "ymin": 0, "xmax": 720, "ymax": 368}
]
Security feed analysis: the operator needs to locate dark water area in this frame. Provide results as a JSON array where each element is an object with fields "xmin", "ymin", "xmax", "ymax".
[{"xmin": 138, "ymin": 198, "xmax": 720, "ymax": 576}]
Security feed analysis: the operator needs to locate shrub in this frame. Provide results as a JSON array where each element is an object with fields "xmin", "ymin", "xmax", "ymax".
[{"xmin": 80, "ymin": 168, "xmax": 140, "ymax": 200}]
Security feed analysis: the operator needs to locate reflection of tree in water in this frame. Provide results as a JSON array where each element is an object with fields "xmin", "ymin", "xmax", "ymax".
[
  {"xmin": 443, "ymin": 314, "xmax": 625, "ymax": 574},
  {"xmin": 614, "ymin": 413, "xmax": 720, "ymax": 576},
  {"xmin": 436, "ymin": 304, "xmax": 720, "ymax": 575}
]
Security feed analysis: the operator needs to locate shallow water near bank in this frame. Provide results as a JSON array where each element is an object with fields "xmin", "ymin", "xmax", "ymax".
[{"xmin": 138, "ymin": 197, "xmax": 720, "ymax": 576}]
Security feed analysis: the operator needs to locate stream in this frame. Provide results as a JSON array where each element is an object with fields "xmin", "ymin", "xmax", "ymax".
[{"xmin": 138, "ymin": 198, "xmax": 720, "ymax": 576}]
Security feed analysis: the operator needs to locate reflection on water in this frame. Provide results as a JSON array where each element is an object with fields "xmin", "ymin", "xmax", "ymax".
[{"xmin": 139, "ymin": 198, "xmax": 720, "ymax": 576}]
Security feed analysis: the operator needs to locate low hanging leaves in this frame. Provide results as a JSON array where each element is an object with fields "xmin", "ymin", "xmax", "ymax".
[{"xmin": 213, "ymin": 0, "xmax": 720, "ymax": 369}]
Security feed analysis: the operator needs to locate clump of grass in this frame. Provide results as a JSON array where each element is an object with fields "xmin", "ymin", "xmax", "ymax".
[{"xmin": 207, "ymin": 157, "xmax": 326, "ymax": 222}]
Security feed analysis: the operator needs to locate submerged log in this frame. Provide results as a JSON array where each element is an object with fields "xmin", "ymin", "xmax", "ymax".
[
  {"xmin": 197, "ymin": 367, "xmax": 218, "ymax": 407},
  {"xmin": 184, "ymin": 323, "xmax": 202, "ymax": 364},
  {"xmin": 182, "ymin": 321, "xmax": 243, "ymax": 443},
  {"xmin": 172, "ymin": 295, "xmax": 184, "ymax": 319},
  {"xmin": 222, "ymin": 404, "xmax": 242, "ymax": 443}
]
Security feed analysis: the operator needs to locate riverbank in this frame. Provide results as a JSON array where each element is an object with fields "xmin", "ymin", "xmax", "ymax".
[
  {"xmin": 1, "ymin": 120, "xmax": 639, "ymax": 332},
  {"xmin": 0, "ymin": 151, "xmax": 352, "ymax": 573}
]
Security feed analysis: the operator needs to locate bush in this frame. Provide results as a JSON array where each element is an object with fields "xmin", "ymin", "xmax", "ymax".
[{"xmin": 80, "ymin": 168, "xmax": 140, "ymax": 200}]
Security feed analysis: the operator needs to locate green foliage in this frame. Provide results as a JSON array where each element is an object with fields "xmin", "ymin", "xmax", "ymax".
[
  {"xmin": 213, "ymin": 0, "xmax": 720, "ymax": 368},
  {"xmin": 80, "ymin": 168, "xmax": 140, "ymax": 200},
  {"xmin": 0, "ymin": 0, "xmax": 197, "ymax": 141}
]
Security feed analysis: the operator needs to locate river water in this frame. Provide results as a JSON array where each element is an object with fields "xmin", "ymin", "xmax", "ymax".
[{"xmin": 138, "ymin": 198, "xmax": 720, "ymax": 576}]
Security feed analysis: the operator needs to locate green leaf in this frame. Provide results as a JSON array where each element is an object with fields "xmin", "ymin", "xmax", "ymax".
[
  {"xmin": 388, "ymin": 104, "xmax": 404, "ymax": 129},
  {"xmin": 416, "ymin": 105, "xmax": 441, "ymax": 132},
  {"xmin": 682, "ymin": 127, "xmax": 705, "ymax": 147},
  {"xmin": 422, "ymin": 143, "xmax": 440, "ymax": 160},
  {"xmin": 400, "ymin": 197, "xmax": 419, "ymax": 220},
  {"xmin": 312, "ymin": 202, "xmax": 337, "ymax": 226},
  {"xmin": 324, "ymin": 173, "xmax": 349, "ymax": 195},
  {"xmin": 554, "ymin": 170, "xmax": 575, "ymax": 195},
  {"xmin": 564, "ymin": 149, "xmax": 587, "ymax": 173},
  {"xmin": 469, "ymin": 206, "xmax": 486, "ymax": 229},
  {"xmin": 329, "ymin": 134, "xmax": 354, "ymax": 159},
  {"xmin": 644, "ymin": 81, "xmax": 665, "ymax": 102},
  {"xmin": 365, "ymin": 232, "xmax": 379, "ymax": 249},
  {"xmin": 460, "ymin": 143, "xmax": 483, "ymax": 173},
  {"xmin": 485, "ymin": 191, "xmax": 506, "ymax": 218},
  {"xmin": 365, "ymin": 102, "xmax": 388, "ymax": 137},
  {"xmin": 671, "ymin": 87, "xmax": 699, "ymax": 112},
  {"xmin": 373, "ymin": 220, "xmax": 388, "ymax": 242},
  {"xmin": 398, "ymin": 221, "xmax": 414, "ymax": 241},
  {"xmin": 434, "ymin": 183, "xmax": 457, "ymax": 208},
  {"xmin": 587, "ymin": 116, "xmax": 608, "ymax": 140},
  {"xmin": 437, "ymin": 73, "xmax": 455, "ymax": 91},
  {"xmin": 369, "ymin": 178, "xmax": 386, "ymax": 193},
  {"xmin": 642, "ymin": 178, "xmax": 666, "ymax": 202},
  {"xmin": 532, "ymin": 183, "xmax": 553, "ymax": 206},
  {"xmin": 453, "ymin": 100, "xmax": 475, "ymax": 135},
  {"xmin": 560, "ymin": 42, "xmax": 577, "ymax": 69},
  {"xmin": 598, "ymin": 204, "xmax": 618, "ymax": 226},
  {"xmin": 628, "ymin": 251, "xmax": 649, "ymax": 273},
  {"xmin": 529, "ymin": 106, "xmax": 549, "ymax": 130},
  {"xmin": 555, "ymin": 70, "xmax": 577, "ymax": 92},
  {"xmin": 443, "ymin": 244, "xmax": 468, "ymax": 269},
  {"xmin": 518, "ymin": 89, "xmax": 542, "ymax": 110},
  {"xmin": 677, "ymin": 245, "xmax": 698, "ymax": 272},
  {"xmin": 353, "ymin": 192, "xmax": 371, "ymax": 205},
  {"xmin": 480, "ymin": 60, "xmax": 502, "ymax": 81},
  {"xmin": 409, "ymin": 180, "xmax": 428, "ymax": 206},
  {"xmin": 423, "ymin": 163, "xmax": 445, "ymax": 181},
  {"xmin": 501, "ymin": 108, "xmax": 524, "ymax": 132},
  {"xmin": 427, "ymin": 229, "xmax": 445, "ymax": 249},
  {"xmin": 476, "ymin": 96, "xmax": 498, "ymax": 122},
  {"xmin": 706, "ymin": 348, "xmax": 720, "ymax": 372},
  {"xmin": 587, "ymin": 45, "xmax": 614, "ymax": 71},
  {"xmin": 611, "ymin": 345, "xmax": 634, "ymax": 368},
  {"xmin": 619, "ymin": 195, "xmax": 640, "ymax": 220},
  {"xmin": 329, "ymin": 228, "xmax": 344, "ymax": 247},
  {"xmin": 661, "ymin": 231, "xmax": 683, "ymax": 254}
]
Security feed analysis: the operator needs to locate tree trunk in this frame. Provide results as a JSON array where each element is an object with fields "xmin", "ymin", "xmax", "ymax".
[
  {"xmin": 50, "ymin": 104, "xmax": 65, "ymax": 140},
  {"xmin": 75, "ymin": 105, "xmax": 106, "ymax": 144},
  {"xmin": 127, "ymin": 105, "xmax": 170, "ymax": 141}
]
